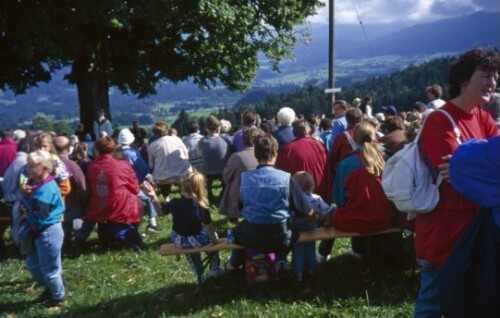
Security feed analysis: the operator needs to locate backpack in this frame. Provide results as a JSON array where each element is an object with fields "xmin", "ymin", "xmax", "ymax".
[
  {"xmin": 381, "ymin": 109, "xmax": 461, "ymax": 214},
  {"xmin": 245, "ymin": 249, "xmax": 276, "ymax": 288}
]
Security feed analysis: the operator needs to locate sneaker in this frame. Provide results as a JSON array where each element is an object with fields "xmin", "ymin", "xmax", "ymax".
[
  {"xmin": 316, "ymin": 250, "xmax": 331, "ymax": 264},
  {"xmin": 207, "ymin": 267, "xmax": 225, "ymax": 278},
  {"xmin": 343, "ymin": 248, "xmax": 363, "ymax": 260},
  {"xmin": 37, "ymin": 289, "xmax": 52, "ymax": 302},
  {"xmin": 147, "ymin": 224, "xmax": 161, "ymax": 233},
  {"xmin": 43, "ymin": 297, "xmax": 67, "ymax": 308}
]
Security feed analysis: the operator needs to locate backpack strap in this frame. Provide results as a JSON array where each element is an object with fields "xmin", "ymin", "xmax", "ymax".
[
  {"xmin": 436, "ymin": 109, "xmax": 462, "ymax": 145},
  {"xmin": 343, "ymin": 131, "xmax": 356, "ymax": 150}
]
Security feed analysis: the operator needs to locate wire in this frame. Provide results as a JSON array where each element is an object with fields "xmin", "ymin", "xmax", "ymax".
[{"xmin": 351, "ymin": 0, "xmax": 375, "ymax": 57}]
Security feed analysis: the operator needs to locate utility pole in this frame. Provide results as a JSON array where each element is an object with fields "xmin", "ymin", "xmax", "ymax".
[{"xmin": 326, "ymin": 0, "xmax": 340, "ymax": 116}]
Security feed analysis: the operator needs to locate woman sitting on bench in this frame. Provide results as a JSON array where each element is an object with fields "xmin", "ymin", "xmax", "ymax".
[
  {"xmin": 322, "ymin": 120, "xmax": 399, "ymax": 260},
  {"xmin": 225, "ymin": 134, "xmax": 313, "ymax": 276}
]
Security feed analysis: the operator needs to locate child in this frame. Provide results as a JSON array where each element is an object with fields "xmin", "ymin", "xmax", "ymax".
[
  {"xmin": 21, "ymin": 150, "xmax": 66, "ymax": 307},
  {"xmin": 160, "ymin": 171, "xmax": 224, "ymax": 285},
  {"xmin": 291, "ymin": 171, "xmax": 332, "ymax": 283}
]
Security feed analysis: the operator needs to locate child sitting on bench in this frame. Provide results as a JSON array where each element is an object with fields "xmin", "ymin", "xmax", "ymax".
[
  {"xmin": 291, "ymin": 171, "xmax": 332, "ymax": 283},
  {"xmin": 161, "ymin": 171, "xmax": 224, "ymax": 285}
]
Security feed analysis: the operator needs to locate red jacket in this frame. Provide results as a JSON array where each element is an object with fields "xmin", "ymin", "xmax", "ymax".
[
  {"xmin": 85, "ymin": 155, "xmax": 140, "ymax": 224},
  {"xmin": 416, "ymin": 102, "xmax": 498, "ymax": 268},
  {"xmin": 277, "ymin": 136, "xmax": 329, "ymax": 199},
  {"xmin": 331, "ymin": 154, "xmax": 396, "ymax": 234},
  {"xmin": 0, "ymin": 139, "xmax": 17, "ymax": 177}
]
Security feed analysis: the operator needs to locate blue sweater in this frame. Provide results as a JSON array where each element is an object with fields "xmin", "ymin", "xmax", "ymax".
[
  {"xmin": 26, "ymin": 177, "xmax": 65, "ymax": 229},
  {"xmin": 450, "ymin": 136, "xmax": 500, "ymax": 225}
]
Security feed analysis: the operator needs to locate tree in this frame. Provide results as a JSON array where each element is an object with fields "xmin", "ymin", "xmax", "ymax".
[
  {"xmin": 53, "ymin": 120, "xmax": 75, "ymax": 136},
  {"xmin": 30, "ymin": 115, "xmax": 54, "ymax": 132},
  {"xmin": 0, "ymin": 1, "xmax": 322, "ymax": 135}
]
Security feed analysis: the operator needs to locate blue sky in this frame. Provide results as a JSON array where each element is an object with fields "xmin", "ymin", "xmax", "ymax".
[{"xmin": 309, "ymin": 0, "xmax": 498, "ymax": 25}]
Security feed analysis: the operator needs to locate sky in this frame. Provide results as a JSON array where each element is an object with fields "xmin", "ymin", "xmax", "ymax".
[{"xmin": 309, "ymin": 0, "xmax": 499, "ymax": 25}]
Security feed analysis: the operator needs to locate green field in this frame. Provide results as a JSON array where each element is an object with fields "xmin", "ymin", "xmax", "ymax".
[{"xmin": 1, "ymin": 187, "xmax": 418, "ymax": 318}]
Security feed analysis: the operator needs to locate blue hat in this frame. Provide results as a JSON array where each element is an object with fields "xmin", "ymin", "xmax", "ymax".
[{"xmin": 381, "ymin": 105, "xmax": 398, "ymax": 115}]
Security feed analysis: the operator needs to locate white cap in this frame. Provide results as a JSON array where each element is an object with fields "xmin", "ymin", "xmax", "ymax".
[
  {"xmin": 13, "ymin": 129, "xmax": 26, "ymax": 140},
  {"xmin": 118, "ymin": 128, "xmax": 135, "ymax": 145}
]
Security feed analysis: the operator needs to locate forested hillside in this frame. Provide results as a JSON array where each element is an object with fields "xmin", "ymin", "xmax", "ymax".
[{"xmin": 220, "ymin": 55, "xmax": 456, "ymax": 123}]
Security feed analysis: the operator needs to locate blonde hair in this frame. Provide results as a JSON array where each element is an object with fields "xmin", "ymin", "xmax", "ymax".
[
  {"xmin": 292, "ymin": 171, "xmax": 314, "ymax": 194},
  {"xmin": 27, "ymin": 150, "xmax": 53, "ymax": 170},
  {"xmin": 354, "ymin": 121, "xmax": 385, "ymax": 177},
  {"xmin": 180, "ymin": 171, "xmax": 209, "ymax": 209},
  {"xmin": 32, "ymin": 132, "xmax": 55, "ymax": 154}
]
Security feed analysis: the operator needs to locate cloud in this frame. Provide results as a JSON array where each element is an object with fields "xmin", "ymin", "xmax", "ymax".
[{"xmin": 309, "ymin": 0, "xmax": 496, "ymax": 25}]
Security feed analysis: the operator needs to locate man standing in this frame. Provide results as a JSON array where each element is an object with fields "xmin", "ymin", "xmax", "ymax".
[
  {"xmin": 93, "ymin": 109, "xmax": 113, "ymax": 140},
  {"xmin": 426, "ymin": 84, "xmax": 446, "ymax": 109},
  {"xmin": 330, "ymin": 100, "xmax": 349, "ymax": 144}
]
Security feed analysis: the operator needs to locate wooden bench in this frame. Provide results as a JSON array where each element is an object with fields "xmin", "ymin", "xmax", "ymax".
[{"xmin": 160, "ymin": 227, "xmax": 402, "ymax": 256}]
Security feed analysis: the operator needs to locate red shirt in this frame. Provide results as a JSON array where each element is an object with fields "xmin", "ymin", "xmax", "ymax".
[
  {"xmin": 416, "ymin": 102, "xmax": 498, "ymax": 267},
  {"xmin": 277, "ymin": 136, "xmax": 329, "ymax": 199},
  {"xmin": 85, "ymin": 155, "xmax": 141, "ymax": 224}
]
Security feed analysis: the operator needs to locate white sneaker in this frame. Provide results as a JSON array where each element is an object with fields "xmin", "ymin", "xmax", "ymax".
[
  {"xmin": 207, "ymin": 267, "xmax": 225, "ymax": 278},
  {"xmin": 316, "ymin": 250, "xmax": 331, "ymax": 264},
  {"xmin": 343, "ymin": 248, "xmax": 363, "ymax": 260}
]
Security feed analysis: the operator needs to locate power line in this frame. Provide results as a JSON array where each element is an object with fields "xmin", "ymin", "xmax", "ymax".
[{"xmin": 351, "ymin": 0, "xmax": 375, "ymax": 57}]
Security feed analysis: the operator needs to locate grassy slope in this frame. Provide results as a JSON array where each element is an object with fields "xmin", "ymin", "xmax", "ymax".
[{"xmin": 1, "ymin": 188, "xmax": 417, "ymax": 318}]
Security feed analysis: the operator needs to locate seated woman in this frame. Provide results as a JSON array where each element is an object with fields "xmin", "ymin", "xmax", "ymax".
[
  {"xmin": 226, "ymin": 134, "xmax": 313, "ymax": 273},
  {"xmin": 84, "ymin": 137, "xmax": 143, "ymax": 250},
  {"xmin": 330, "ymin": 120, "xmax": 399, "ymax": 259},
  {"xmin": 218, "ymin": 127, "xmax": 260, "ymax": 221}
]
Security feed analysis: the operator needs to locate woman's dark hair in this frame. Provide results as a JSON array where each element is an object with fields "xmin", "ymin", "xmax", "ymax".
[
  {"xmin": 384, "ymin": 116, "xmax": 405, "ymax": 133},
  {"xmin": 243, "ymin": 127, "xmax": 263, "ymax": 147},
  {"xmin": 254, "ymin": 134, "xmax": 278, "ymax": 162},
  {"xmin": 186, "ymin": 121, "xmax": 199, "ymax": 134},
  {"xmin": 94, "ymin": 137, "xmax": 116, "ymax": 155},
  {"xmin": 448, "ymin": 48, "xmax": 500, "ymax": 98},
  {"xmin": 319, "ymin": 118, "xmax": 332, "ymax": 131}
]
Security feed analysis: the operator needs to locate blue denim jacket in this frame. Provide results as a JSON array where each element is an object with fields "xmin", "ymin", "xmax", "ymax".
[
  {"xmin": 240, "ymin": 165, "xmax": 312, "ymax": 225},
  {"xmin": 240, "ymin": 166, "xmax": 290, "ymax": 225}
]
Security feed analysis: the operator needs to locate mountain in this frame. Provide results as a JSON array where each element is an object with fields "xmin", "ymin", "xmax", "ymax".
[
  {"xmin": 0, "ymin": 11, "xmax": 498, "ymax": 127},
  {"xmin": 291, "ymin": 10, "xmax": 499, "ymax": 63}
]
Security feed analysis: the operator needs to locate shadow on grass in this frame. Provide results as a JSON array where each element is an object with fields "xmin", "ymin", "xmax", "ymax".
[{"xmin": 27, "ymin": 256, "xmax": 418, "ymax": 318}]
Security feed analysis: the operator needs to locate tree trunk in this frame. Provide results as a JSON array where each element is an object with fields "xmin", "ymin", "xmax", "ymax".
[{"xmin": 73, "ymin": 52, "xmax": 110, "ymax": 141}]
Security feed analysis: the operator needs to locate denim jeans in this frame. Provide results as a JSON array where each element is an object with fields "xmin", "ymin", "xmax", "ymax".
[
  {"xmin": 26, "ymin": 223, "xmax": 65, "ymax": 300},
  {"xmin": 291, "ymin": 241, "xmax": 316, "ymax": 276},
  {"xmin": 137, "ymin": 190, "xmax": 157, "ymax": 219},
  {"xmin": 414, "ymin": 263, "xmax": 441, "ymax": 318}
]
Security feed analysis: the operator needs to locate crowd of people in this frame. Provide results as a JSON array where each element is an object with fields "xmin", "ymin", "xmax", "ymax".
[{"xmin": 0, "ymin": 47, "xmax": 499, "ymax": 316}]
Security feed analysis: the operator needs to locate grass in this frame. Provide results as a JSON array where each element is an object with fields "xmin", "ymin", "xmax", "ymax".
[{"xmin": 0, "ymin": 186, "xmax": 418, "ymax": 318}]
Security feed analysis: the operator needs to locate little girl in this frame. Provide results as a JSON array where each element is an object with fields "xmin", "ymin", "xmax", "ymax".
[
  {"xmin": 21, "ymin": 150, "xmax": 66, "ymax": 307},
  {"xmin": 161, "ymin": 171, "xmax": 224, "ymax": 284},
  {"xmin": 291, "ymin": 171, "xmax": 332, "ymax": 283}
]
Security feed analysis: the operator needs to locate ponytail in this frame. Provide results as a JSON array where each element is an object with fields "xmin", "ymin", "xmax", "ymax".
[{"xmin": 354, "ymin": 121, "xmax": 385, "ymax": 177}]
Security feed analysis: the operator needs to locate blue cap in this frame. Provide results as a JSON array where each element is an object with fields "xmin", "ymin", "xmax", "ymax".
[{"xmin": 381, "ymin": 105, "xmax": 398, "ymax": 115}]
